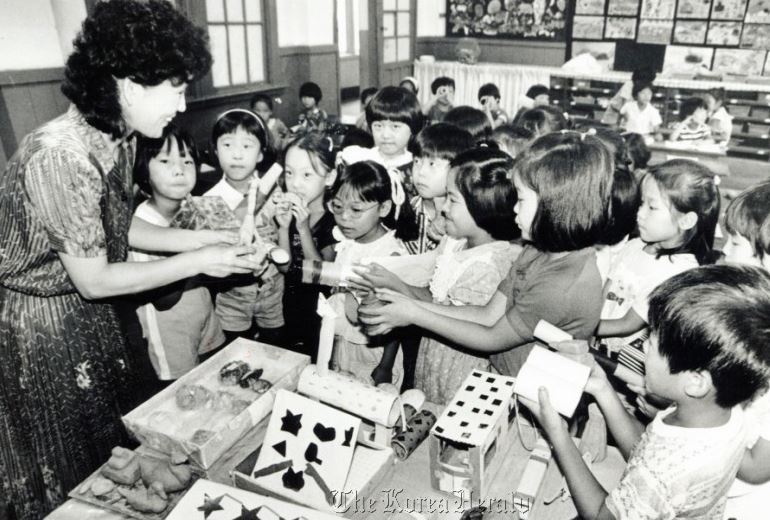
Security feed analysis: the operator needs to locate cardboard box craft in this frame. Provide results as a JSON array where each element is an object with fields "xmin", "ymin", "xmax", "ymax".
[
  {"xmin": 123, "ymin": 339, "xmax": 310, "ymax": 469},
  {"xmin": 429, "ymin": 370, "xmax": 519, "ymax": 498}
]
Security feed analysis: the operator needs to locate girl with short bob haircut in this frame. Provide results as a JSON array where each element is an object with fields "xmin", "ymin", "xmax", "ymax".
[{"xmin": 360, "ymin": 131, "xmax": 613, "ymax": 376}]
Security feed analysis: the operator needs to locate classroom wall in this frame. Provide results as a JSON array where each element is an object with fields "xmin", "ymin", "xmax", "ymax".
[
  {"xmin": 0, "ymin": 0, "xmax": 68, "ymax": 70},
  {"xmin": 415, "ymin": 1, "xmax": 567, "ymax": 67}
]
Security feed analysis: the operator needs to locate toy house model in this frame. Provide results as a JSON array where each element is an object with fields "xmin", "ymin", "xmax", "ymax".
[{"xmin": 429, "ymin": 370, "xmax": 518, "ymax": 497}]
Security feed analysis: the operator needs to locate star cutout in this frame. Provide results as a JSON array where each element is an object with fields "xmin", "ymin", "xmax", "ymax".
[
  {"xmin": 197, "ymin": 494, "xmax": 224, "ymax": 518},
  {"xmin": 232, "ymin": 505, "xmax": 260, "ymax": 520},
  {"xmin": 282, "ymin": 467, "xmax": 305, "ymax": 491},
  {"xmin": 280, "ymin": 410, "xmax": 303, "ymax": 436}
]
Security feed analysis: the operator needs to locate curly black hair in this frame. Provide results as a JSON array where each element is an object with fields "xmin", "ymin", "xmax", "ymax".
[{"xmin": 62, "ymin": 0, "xmax": 211, "ymax": 139}]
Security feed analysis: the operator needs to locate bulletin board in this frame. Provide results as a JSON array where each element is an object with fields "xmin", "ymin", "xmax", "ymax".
[
  {"xmin": 446, "ymin": 0, "xmax": 570, "ymax": 41},
  {"xmin": 569, "ymin": 0, "xmax": 770, "ymax": 75}
]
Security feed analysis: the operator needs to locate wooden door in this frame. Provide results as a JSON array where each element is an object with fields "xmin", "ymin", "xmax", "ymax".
[{"xmin": 375, "ymin": 0, "xmax": 416, "ymax": 87}]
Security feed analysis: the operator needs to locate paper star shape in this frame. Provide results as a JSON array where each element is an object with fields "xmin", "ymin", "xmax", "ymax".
[
  {"xmin": 232, "ymin": 505, "xmax": 260, "ymax": 520},
  {"xmin": 280, "ymin": 410, "xmax": 303, "ymax": 436},
  {"xmin": 197, "ymin": 494, "xmax": 224, "ymax": 518}
]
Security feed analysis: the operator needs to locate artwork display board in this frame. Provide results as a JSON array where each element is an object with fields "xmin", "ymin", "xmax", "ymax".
[{"xmin": 446, "ymin": 0, "xmax": 569, "ymax": 41}]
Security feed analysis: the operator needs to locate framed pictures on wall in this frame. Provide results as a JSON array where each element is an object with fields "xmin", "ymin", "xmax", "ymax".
[{"xmin": 674, "ymin": 20, "xmax": 709, "ymax": 43}]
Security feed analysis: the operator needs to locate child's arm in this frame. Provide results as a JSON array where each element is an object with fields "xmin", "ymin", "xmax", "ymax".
[
  {"xmin": 521, "ymin": 388, "xmax": 616, "ymax": 520},
  {"xmin": 669, "ymin": 119, "xmax": 687, "ymax": 141},
  {"xmin": 371, "ymin": 337, "xmax": 400, "ymax": 385},
  {"xmin": 355, "ymin": 263, "xmax": 433, "ymax": 301},
  {"xmin": 275, "ymin": 205, "xmax": 293, "ymax": 273},
  {"xmin": 595, "ymin": 308, "xmax": 646, "ymax": 338},
  {"xmin": 738, "ymin": 437, "xmax": 770, "ymax": 484}
]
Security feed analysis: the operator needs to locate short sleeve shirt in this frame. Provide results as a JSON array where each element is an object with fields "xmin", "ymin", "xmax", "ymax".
[{"xmin": 621, "ymin": 102, "xmax": 663, "ymax": 135}]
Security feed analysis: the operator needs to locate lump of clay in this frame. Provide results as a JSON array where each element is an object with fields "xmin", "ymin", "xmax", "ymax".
[
  {"xmin": 89, "ymin": 476, "xmax": 116, "ymax": 497},
  {"xmin": 219, "ymin": 360, "xmax": 251, "ymax": 386},
  {"xmin": 238, "ymin": 368, "xmax": 269, "ymax": 393},
  {"xmin": 118, "ymin": 481, "xmax": 168, "ymax": 514},
  {"xmin": 175, "ymin": 384, "xmax": 213, "ymax": 411},
  {"xmin": 101, "ymin": 447, "xmax": 140, "ymax": 486},
  {"xmin": 139, "ymin": 455, "xmax": 192, "ymax": 493}
]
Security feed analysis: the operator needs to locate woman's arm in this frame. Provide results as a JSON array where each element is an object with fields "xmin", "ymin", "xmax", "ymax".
[
  {"xmin": 595, "ymin": 308, "xmax": 646, "ymax": 338},
  {"xmin": 59, "ymin": 245, "xmax": 259, "ymax": 300},
  {"xmin": 129, "ymin": 217, "xmax": 237, "ymax": 252},
  {"xmin": 738, "ymin": 438, "xmax": 770, "ymax": 484}
]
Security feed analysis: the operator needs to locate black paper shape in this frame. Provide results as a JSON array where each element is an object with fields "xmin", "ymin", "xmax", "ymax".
[
  {"xmin": 280, "ymin": 410, "xmax": 303, "ymax": 436},
  {"xmin": 272, "ymin": 440, "xmax": 287, "ymax": 457},
  {"xmin": 313, "ymin": 422, "xmax": 336, "ymax": 442},
  {"xmin": 233, "ymin": 505, "xmax": 261, "ymax": 520},
  {"xmin": 342, "ymin": 427, "xmax": 354, "ymax": 447},
  {"xmin": 197, "ymin": 494, "xmax": 224, "ymax": 518},
  {"xmin": 282, "ymin": 467, "xmax": 305, "ymax": 491},
  {"xmin": 253, "ymin": 459, "xmax": 292, "ymax": 479},
  {"xmin": 305, "ymin": 463, "xmax": 335, "ymax": 506},
  {"xmin": 304, "ymin": 442, "xmax": 322, "ymax": 465}
]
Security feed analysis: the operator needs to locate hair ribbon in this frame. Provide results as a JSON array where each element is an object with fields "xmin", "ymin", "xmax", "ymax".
[
  {"xmin": 215, "ymin": 108, "xmax": 270, "ymax": 146},
  {"xmin": 386, "ymin": 166, "xmax": 406, "ymax": 220}
]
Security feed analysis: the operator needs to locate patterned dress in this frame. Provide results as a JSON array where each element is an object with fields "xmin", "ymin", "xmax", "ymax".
[
  {"xmin": 0, "ymin": 106, "xmax": 134, "ymax": 519},
  {"xmin": 414, "ymin": 240, "xmax": 520, "ymax": 405}
]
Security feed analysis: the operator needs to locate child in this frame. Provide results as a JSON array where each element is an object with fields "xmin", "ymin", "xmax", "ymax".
[
  {"xmin": 444, "ymin": 106, "xmax": 493, "ymax": 144},
  {"xmin": 297, "ymin": 81, "xmax": 328, "ymax": 131},
  {"xmin": 601, "ymin": 66, "xmax": 657, "ymax": 126},
  {"xmin": 360, "ymin": 131, "xmax": 613, "ymax": 377},
  {"xmin": 704, "ymin": 88, "xmax": 733, "ymax": 143},
  {"xmin": 526, "ymin": 265, "xmax": 770, "ymax": 520},
  {"xmin": 426, "ymin": 76, "xmax": 455, "ymax": 124},
  {"xmin": 131, "ymin": 125, "xmax": 225, "ymax": 380},
  {"xmin": 524, "ymin": 84, "xmax": 550, "ymax": 107},
  {"xmin": 621, "ymin": 132, "xmax": 650, "ymax": 174},
  {"xmin": 412, "ymin": 148, "xmax": 522, "ymax": 404},
  {"xmin": 365, "ymin": 85, "xmax": 424, "ymax": 198},
  {"xmin": 619, "ymin": 82, "xmax": 662, "ymax": 138},
  {"xmin": 355, "ymin": 87, "xmax": 378, "ymax": 131},
  {"xmin": 721, "ymin": 183, "xmax": 770, "ymax": 519},
  {"xmin": 399, "ymin": 76, "xmax": 419, "ymax": 95},
  {"xmin": 491, "ymin": 125, "xmax": 533, "ymax": 158},
  {"xmin": 670, "ymin": 97, "xmax": 712, "ymax": 142},
  {"xmin": 328, "ymin": 160, "xmax": 414, "ymax": 386},
  {"xmin": 596, "ymin": 160, "xmax": 719, "ymax": 352},
  {"xmin": 276, "ymin": 133, "xmax": 338, "ymax": 359},
  {"xmin": 251, "ymin": 93, "xmax": 289, "ymax": 152},
  {"xmin": 205, "ymin": 109, "xmax": 285, "ymax": 345},
  {"xmin": 478, "ymin": 82, "xmax": 508, "ymax": 128},
  {"xmin": 513, "ymin": 105, "xmax": 569, "ymax": 137}
]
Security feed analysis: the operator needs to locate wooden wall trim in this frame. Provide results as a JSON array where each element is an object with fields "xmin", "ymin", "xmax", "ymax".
[
  {"xmin": 278, "ymin": 45, "xmax": 338, "ymax": 57},
  {"xmin": 416, "ymin": 36, "xmax": 566, "ymax": 49},
  {"xmin": 0, "ymin": 68, "xmax": 65, "ymax": 87},
  {"xmin": 186, "ymin": 83, "xmax": 288, "ymax": 108}
]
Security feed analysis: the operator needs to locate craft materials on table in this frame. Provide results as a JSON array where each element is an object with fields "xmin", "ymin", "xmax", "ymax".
[{"xmin": 170, "ymin": 195, "xmax": 240, "ymax": 231}]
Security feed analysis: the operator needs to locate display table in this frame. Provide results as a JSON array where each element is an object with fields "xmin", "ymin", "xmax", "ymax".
[
  {"xmin": 47, "ymin": 402, "xmax": 625, "ymax": 520},
  {"xmin": 647, "ymin": 140, "xmax": 731, "ymax": 177}
]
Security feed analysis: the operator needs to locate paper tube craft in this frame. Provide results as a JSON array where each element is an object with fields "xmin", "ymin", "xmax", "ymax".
[
  {"xmin": 430, "ymin": 370, "xmax": 519, "ymax": 497},
  {"xmin": 391, "ymin": 409, "xmax": 437, "ymax": 460},
  {"xmin": 513, "ymin": 346, "xmax": 591, "ymax": 418},
  {"xmin": 251, "ymin": 390, "xmax": 360, "ymax": 511}
]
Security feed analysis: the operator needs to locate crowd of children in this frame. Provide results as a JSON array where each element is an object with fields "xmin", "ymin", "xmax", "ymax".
[{"xmin": 127, "ymin": 73, "xmax": 770, "ymax": 520}]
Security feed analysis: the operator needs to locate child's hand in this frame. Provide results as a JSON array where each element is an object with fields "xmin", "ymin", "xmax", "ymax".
[
  {"xmin": 635, "ymin": 394, "xmax": 664, "ymax": 419},
  {"xmin": 354, "ymin": 263, "xmax": 406, "ymax": 294},
  {"xmin": 371, "ymin": 364, "xmax": 393, "ymax": 386},
  {"xmin": 551, "ymin": 339, "xmax": 592, "ymax": 366},
  {"xmin": 358, "ymin": 290, "xmax": 416, "ymax": 335},
  {"xmin": 584, "ymin": 360, "xmax": 612, "ymax": 397},
  {"xmin": 274, "ymin": 203, "xmax": 292, "ymax": 229},
  {"xmin": 291, "ymin": 200, "xmax": 311, "ymax": 229},
  {"xmin": 519, "ymin": 387, "xmax": 568, "ymax": 438}
]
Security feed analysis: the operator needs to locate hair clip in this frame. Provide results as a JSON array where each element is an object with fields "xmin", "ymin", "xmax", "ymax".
[{"xmin": 713, "ymin": 174, "xmax": 721, "ymax": 186}]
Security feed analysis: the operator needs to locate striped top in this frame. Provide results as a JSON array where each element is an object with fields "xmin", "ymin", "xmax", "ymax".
[{"xmin": 674, "ymin": 121, "xmax": 712, "ymax": 141}]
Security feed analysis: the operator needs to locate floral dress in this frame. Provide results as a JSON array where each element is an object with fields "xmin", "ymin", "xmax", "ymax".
[
  {"xmin": 414, "ymin": 240, "xmax": 521, "ymax": 405},
  {"xmin": 0, "ymin": 106, "xmax": 134, "ymax": 519}
]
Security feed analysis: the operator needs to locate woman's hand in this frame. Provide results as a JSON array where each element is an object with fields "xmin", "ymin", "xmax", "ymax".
[
  {"xmin": 354, "ymin": 263, "xmax": 407, "ymax": 294},
  {"xmin": 358, "ymin": 290, "xmax": 417, "ymax": 335},
  {"xmin": 519, "ymin": 387, "xmax": 568, "ymax": 439},
  {"xmin": 195, "ymin": 229, "xmax": 239, "ymax": 247},
  {"xmin": 195, "ymin": 244, "xmax": 262, "ymax": 277}
]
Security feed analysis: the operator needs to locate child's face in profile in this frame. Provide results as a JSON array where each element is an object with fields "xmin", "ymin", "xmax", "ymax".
[
  {"xmin": 148, "ymin": 138, "xmax": 196, "ymax": 201},
  {"xmin": 436, "ymin": 85, "xmax": 455, "ymax": 104},
  {"xmin": 413, "ymin": 154, "xmax": 451, "ymax": 200},
  {"xmin": 301, "ymin": 96, "xmax": 317, "ymax": 109},
  {"xmin": 442, "ymin": 169, "xmax": 478, "ymax": 240},
  {"xmin": 691, "ymin": 107, "xmax": 708, "ymax": 125},
  {"xmin": 283, "ymin": 147, "xmax": 327, "ymax": 206},
  {"xmin": 217, "ymin": 127, "xmax": 263, "ymax": 183},
  {"xmin": 723, "ymin": 232, "xmax": 763, "ymax": 268},
  {"xmin": 371, "ymin": 120, "xmax": 411, "ymax": 158},
  {"xmin": 637, "ymin": 177, "xmax": 685, "ymax": 248},
  {"xmin": 704, "ymin": 94, "xmax": 718, "ymax": 113},
  {"xmin": 252, "ymin": 101, "xmax": 272, "ymax": 123},
  {"xmin": 643, "ymin": 333, "xmax": 679, "ymax": 401},
  {"xmin": 513, "ymin": 172, "xmax": 538, "ymax": 241}
]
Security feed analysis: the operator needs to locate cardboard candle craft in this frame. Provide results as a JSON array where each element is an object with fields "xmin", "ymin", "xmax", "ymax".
[
  {"xmin": 250, "ymin": 390, "xmax": 360, "ymax": 511},
  {"xmin": 513, "ymin": 346, "xmax": 591, "ymax": 418},
  {"xmin": 238, "ymin": 171, "xmax": 290, "ymax": 268},
  {"xmin": 430, "ymin": 370, "xmax": 519, "ymax": 497},
  {"xmin": 315, "ymin": 294, "xmax": 336, "ymax": 378}
]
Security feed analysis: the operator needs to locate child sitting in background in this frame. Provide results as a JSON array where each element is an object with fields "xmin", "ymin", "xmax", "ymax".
[
  {"xmin": 491, "ymin": 125, "xmax": 533, "ymax": 158},
  {"xmin": 131, "ymin": 125, "xmax": 224, "ymax": 380},
  {"xmin": 297, "ymin": 81, "xmax": 328, "ymax": 132},
  {"xmin": 356, "ymin": 87, "xmax": 378, "ymax": 131},
  {"xmin": 670, "ymin": 97, "xmax": 712, "ymax": 142},
  {"xmin": 251, "ymin": 93, "xmax": 289, "ymax": 152},
  {"xmin": 399, "ymin": 76, "xmax": 419, "ymax": 96},
  {"xmin": 513, "ymin": 106, "xmax": 569, "ymax": 137},
  {"xmin": 478, "ymin": 82, "xmax": 508, "ymax": 128},
  {"xmin": 205, "ymin": 109, "xmax": 285, "ymax": 346},
  {"xmin": 621, "ymin": 132, "xmax": 651, "ymax": 174},
  {"xmin": 327, "ymin": 160, "xmax": 415, "ymax": 386},
  {"xmin": 619, "ymin": 82, "xmax": 662, "ymax": 139},
  {"xmin": 704, "ymin": 88, "xmax": 733, "ymax": 143},
  {"xmin": 527, "ymin": 265, "xmax": 770, "ymax": 520},
  {"xmin": 277, "ymin": 133, "xmax": 338, "ymax": 360},
  {"xmin": 721, "ymin": 182, "xmax": 770, "ymax": 520},
  {"xmin": 444, "ymin": 106, "xmax": 493, "ymax": 144},
  {"xmin": 426, "ymin": 76, "xmax": 455, "ymax": 124}
]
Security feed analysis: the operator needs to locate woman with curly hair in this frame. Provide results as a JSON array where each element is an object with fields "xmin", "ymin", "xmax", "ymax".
[{"xmin": 0, "ymin": 1, "xmax": 262, "ymax": 517}]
